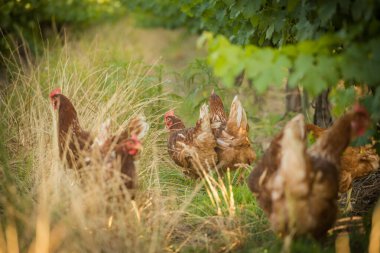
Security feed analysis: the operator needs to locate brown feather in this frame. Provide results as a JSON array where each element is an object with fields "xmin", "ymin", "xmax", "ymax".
[
  {"xmin": 166, "ymin": 105, "xmax": 217, "ymax": 178},
  {"xmin": 248, "ymin": 109, "xmax": 371, "ymax": 239},
  {"xmin": 307, "ymin": 120, "xmax": 379, "ymax": 193},
  {"xmin": 94, "ymin": 118, "xmax": 146, "ymax": 197},
  {"xmin": 210, "ymin": 94, "xmax": 256, "ymax": 172},
  {"xmin": 248, "ymin": 131, "xmax": 283, "ymax": 214},
  {"xmin": 209, "ymin": 91, "xmax": 227, "ymax": 128},
  {"xmin": 53, "ymin": 94, "xmax": 92, "ymax": 169}
]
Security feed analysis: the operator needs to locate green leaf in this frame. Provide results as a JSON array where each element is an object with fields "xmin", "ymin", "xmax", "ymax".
[
  {"xmin": 318, "ymin": 2, "xmax": 337, "ymax": 25},
  {"xmin": 265, "ymin": 24, "xmax": 275, "ymax": 39},
  {"xmin": 288, "ymin": 54, "xmax": 314, "ymax": 88},
  {"xmin": 287, "ymin": 0, "xmax": 300, "ymax": 12},
  {"xmin": 242, "ymin": 0, "xmax": 262, "ymax": 18},
  {"xmin": 329, "ymin": 85, "xmax": 356, "ymax": 117},
  {"xmin": 249, "ymin": 15, "xmax": 260, "ymax": 27},
  {"xmin": 315, "ymin": 55, "xmax": 339, "ymax": 87}
]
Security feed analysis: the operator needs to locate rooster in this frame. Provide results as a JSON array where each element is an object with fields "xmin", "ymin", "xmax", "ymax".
[
  {"xmin": 248, "ymin": 105, "xmax": 370, "ymax": 240},
  {"xmin": 306, "ymin": 123, "xmax": 380, "ymax": 210},
  {"xmin": 209, "ymin": 91, "xmax": 256, "ymax": 173},
  {"xmin": 50, "ymin": 88, "xmax": 92, "ymax": 168},
  {"xmin": 164, "ymin": 104, "xmax": 217, "ymax": 178},
  {"xmin": 92, "ymin": 116, "xmax": 148, "ymax": 197}
]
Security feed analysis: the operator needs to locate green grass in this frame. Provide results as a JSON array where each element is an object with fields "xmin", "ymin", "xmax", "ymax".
[{"xmin": 0, "ymin": 18, "xmax": 374, "ymax": 253}]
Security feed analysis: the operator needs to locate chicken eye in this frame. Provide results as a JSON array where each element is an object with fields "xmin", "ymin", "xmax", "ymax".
[
  {"xmin": 165, "ymin": 118, "xmax": 172, "ymax": 126},
  {"xmin": 51, "ymin": 98, "xmax": 59, "ymax": 110}
]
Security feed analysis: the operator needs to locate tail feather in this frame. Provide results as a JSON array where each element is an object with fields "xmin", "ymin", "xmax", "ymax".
[
  {"xmin": 199, "ymin": 104, "xmax": 212, "ymax": 132},
  {"xmin": 209, "ymin": 91, "xmax": 227, "ymax": 124},
  {"xmin": 93, "ymin": 118, "xmax": 111, "ymax": 148},
  {"xmin": 227, "ymin": 96, "xmax": 248, "ymax": 132},
  {"xmin": 128, "ymin": 115, "xmax": 149, "ymax": 140}
]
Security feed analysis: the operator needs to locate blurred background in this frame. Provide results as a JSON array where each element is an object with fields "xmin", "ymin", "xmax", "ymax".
[{"xmin": 0, "ymin": 1, "xmax": 379, "ymax": 252}]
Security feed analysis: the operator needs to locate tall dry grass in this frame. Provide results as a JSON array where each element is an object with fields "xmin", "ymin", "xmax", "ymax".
[{"xmin": 0, "ymin": 23, "xmax": 248, "ymax": 252}]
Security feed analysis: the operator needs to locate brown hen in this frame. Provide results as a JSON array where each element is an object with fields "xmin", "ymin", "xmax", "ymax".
[
  {"xmin": 50, "ymin": 88, "xmax": 92, "ymax": 168},
  {"xmin": 248, "ymin": 106, "xmax": 370, "ymax": 241},
  {"xmin": 306, "ymin": 123, "xmax": 379, "ymax": 193},
  {"xmin": 209, "ymin": 92, "xmax": 256, "ymax": 173},
  {"xmin": 92, "ymin": 116, "xmax": 148, "ymax": 197},
  {"xmin": 165, "ymin": 104, "xmax": 217, "ymax": 178}
]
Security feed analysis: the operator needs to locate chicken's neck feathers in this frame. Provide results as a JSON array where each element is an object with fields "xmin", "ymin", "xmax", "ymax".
[
  {"xmin": 168, "ymin": 118, "xmax": 186, "ymax": 131},
  {"xmin": 308, "ymin": 115, "xmax": 352, "ymax": 166},
  {"xmin": 58, "ymin": 97, "xmax": 84, "ymax": 137},
  {"xmin": 226, "ymin": 97, "xmax": 248, "ymax": 134}
]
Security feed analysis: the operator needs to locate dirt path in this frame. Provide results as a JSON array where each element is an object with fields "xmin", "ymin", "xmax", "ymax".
[{"xmin": 84, "ymin": 18, "xmax": 204, "ymax": 71}]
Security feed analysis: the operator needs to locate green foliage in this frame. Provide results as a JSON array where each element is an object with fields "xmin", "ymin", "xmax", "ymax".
[
  {"xmin": 329, "ymin": 86, "xmax": 356, "ymax": 117},
  {"xmin": 127, "ymin": 1, "xmax": 380, "ymax": 145},
  {"xmin": 124, "ymin": 0, "xmax": 200, "ymax": 30},
  {"xmin": 192, "ymin": 0, "xmax": 380, "ymax": 151},
  {"xmin": 129, "ymin": 0, "xmax": 378, "ymax": 47},
  {"xmin": 169, "ymin": 59, "xmax": 220, "ymax": 124},
  {"xmin": 202, "ymin": 33, "xmax": 380, "ymax": 98}
]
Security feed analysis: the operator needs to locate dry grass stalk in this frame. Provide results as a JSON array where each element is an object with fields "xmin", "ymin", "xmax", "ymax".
[{"xmin": 0, "ymin": 30, "xmax": 247, "ymax": 252}]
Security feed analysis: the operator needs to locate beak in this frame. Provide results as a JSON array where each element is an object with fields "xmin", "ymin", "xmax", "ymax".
[
  {"xmin": 164, "ymin": 118, "xmax": 171, "ymax": 130},
  {"xmin": 50, "ymin": 99, "xmax": 56, "ymax": 110}
]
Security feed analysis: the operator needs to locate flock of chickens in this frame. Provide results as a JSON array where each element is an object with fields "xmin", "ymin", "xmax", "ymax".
[
  {"xmin": 164, "ymin": 91, "xmax": 256, "ymax": 178},
  {"xmin": 50, "ymin": 88, "xmax": 149, "ymax": 197},
  {"xmin": 50, "ymin": 88, "xmax": 379, "ymax": 242}
]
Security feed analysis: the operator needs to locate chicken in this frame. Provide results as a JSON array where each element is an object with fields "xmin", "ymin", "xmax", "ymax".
[
  {"xmin": 92, "ymin": 116, "xmax": 148, "ymax": 197},
  {"xmin": 248, "ymin": 114, "xmax": 312, "ymax": 240},
  {"xmin": 98, "ymin": 135, "xmax": 142, "ymax": 197},
  {"xmin": 306, "ymin": 123, "xmax": 380, "ymax": 194},
  {"xmin": 164, "ymin": 104, "xmax": 217, "ymax": 178},
  {"xmin": 209, "ymin": 91, "xmax": 256, "ymax": 172},
  {"xmin": 50, "ymin": 88, "xmax": 92, "ymax": 168},
  {"xmin": 248, "ymin": 106, "xmax": 370, "ymax": 240},
  {"xmin": 247, "ymin": 126, "xmax": 284, "ymax": 214}
]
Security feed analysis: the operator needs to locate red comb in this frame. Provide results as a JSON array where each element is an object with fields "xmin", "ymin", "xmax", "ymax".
[
  {"xmin": 49, "ymin": 88, "xmax": 61, "ymax": 99},
  {"xmin": 164, "ymin": 110, "xmax": 175, "ymax": 119}
]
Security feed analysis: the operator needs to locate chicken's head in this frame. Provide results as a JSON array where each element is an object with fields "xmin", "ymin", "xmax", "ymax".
[
  {"xmin": 351, "ymin": 104, "xmax": 370, "ymax": 136},
  {"xmin": 164, "ymin": 110, "xmax": 186, "ymax": 130},
  {"xmin": 122, "ymin": 135, "xmax": 142, "ymax": 156},
  {"xmin": 164, "ymin": 110, "xmax": 175, "ymax": 129},
  {"xmin": 49, "ymin": 88, "xmax": 62, "ymax": 110}
]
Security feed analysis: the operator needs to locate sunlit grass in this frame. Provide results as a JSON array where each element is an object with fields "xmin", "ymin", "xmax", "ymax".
[{"xmin": 0, "ymin": 21, "xmax": 261, "ymax": 252}]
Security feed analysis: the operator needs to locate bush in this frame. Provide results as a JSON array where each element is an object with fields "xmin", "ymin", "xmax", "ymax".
[{"xmin": 0, "ymin": 0, "xmax": 126, "ymax": 63}]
